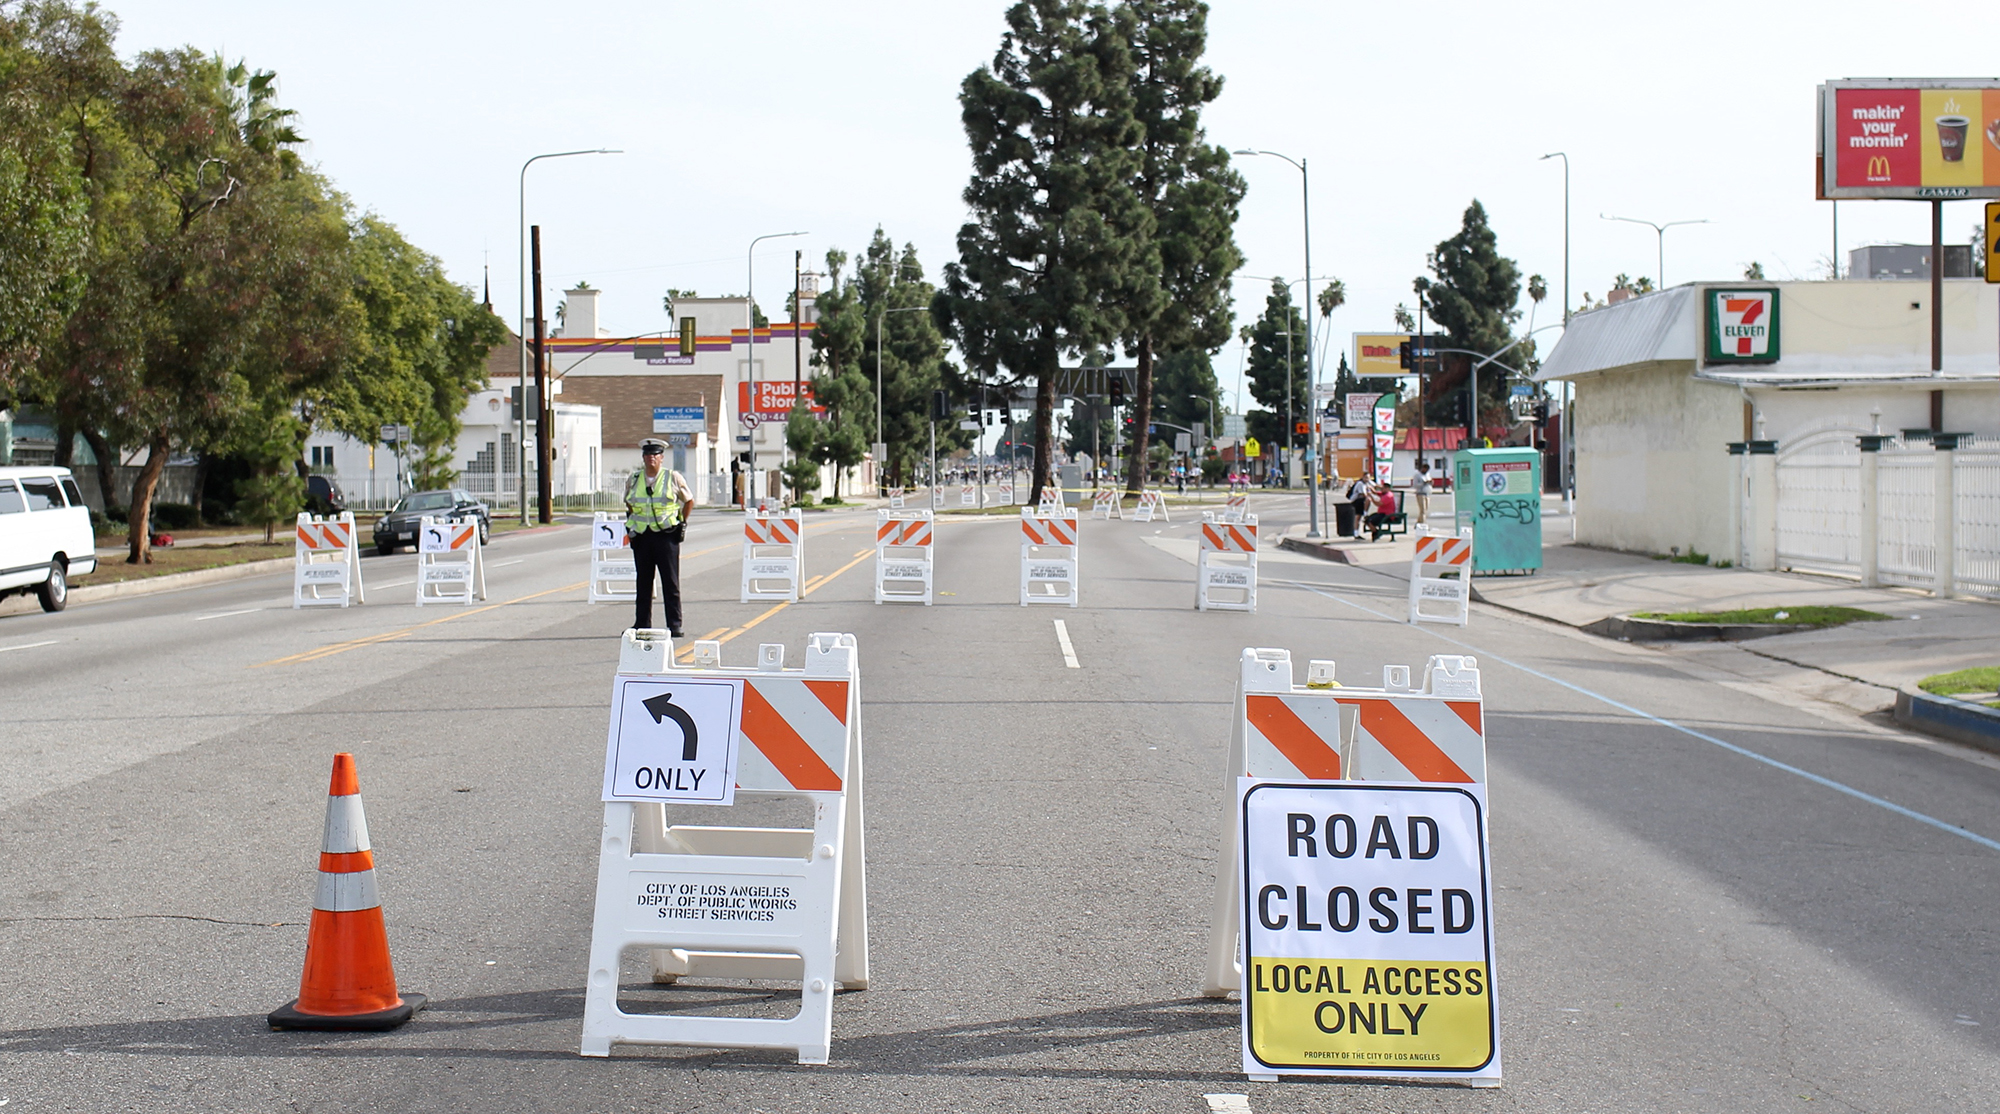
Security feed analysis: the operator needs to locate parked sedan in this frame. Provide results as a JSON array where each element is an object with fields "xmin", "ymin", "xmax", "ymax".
[{"xmin": 372, "ymin": 489, "xmax": 489, "ymax": 555}]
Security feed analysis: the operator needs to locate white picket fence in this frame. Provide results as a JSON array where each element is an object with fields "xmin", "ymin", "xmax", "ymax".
[{"xmin": 1771, "ymin": 432, "xmax": 1998, "ymax": 598}]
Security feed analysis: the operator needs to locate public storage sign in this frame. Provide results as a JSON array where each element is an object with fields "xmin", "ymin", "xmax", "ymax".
[
  {"xmin": 1240, "ymin": 780, "xmax": 1498, "ymax": 1082},
  {"xmin": 602, "ymin": 675, "xmax": 745, "ymax": 806}
]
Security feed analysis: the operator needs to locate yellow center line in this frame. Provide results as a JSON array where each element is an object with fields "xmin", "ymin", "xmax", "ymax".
[
  {"xmin": 254, "ymin": 581, "xmax": 587, "ymax": 668},
  {"xmin": 674, "ymin": 547, "xmax": 875, "ymax": 661}
]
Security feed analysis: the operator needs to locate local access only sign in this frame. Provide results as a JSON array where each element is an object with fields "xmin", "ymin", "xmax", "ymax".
[
  {"xmin": 1240, "ymin": 780, "xmax": 1498, "ymax": 1082},
  {"xmin": 602, "ymin": 675, "xmax": 745, "ymax": 806}
]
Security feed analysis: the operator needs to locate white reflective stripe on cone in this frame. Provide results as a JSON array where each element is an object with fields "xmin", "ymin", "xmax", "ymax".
[
  {"xmin": 314, "ymin": 868, "xmax": 382, "ymax": 913},
  {"xmin": 320, "ymin": 794, "xmax": 370, "ymax": 854}
]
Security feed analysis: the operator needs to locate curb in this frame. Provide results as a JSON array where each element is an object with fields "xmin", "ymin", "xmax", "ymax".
[
  {"xmin": 1580, "ymin": 614, "xmax": 1821, "ymax": 642},
  {"xmin": 1278, "ymin": 536, "xmax": 1360, "ymax": 564},
  {"xmin": 1894, "ymin": 686, "xmax": 2000, "ymax": 753}
]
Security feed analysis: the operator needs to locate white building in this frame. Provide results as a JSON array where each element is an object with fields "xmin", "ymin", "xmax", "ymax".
[{"xmin": 1537, "ymin": 278, "xmax": 1999, "ymax": 597}]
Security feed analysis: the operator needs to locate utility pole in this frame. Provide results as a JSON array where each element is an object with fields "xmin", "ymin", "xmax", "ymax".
[{"xmin": 531, "ymin": 225, "xmax": 551, "ymax": 524}]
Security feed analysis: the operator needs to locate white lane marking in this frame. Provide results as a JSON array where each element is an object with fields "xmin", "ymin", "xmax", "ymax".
[
  {"xmin": 1052, "ymin": 619, "xmax": 1079, "ymax": 668},
  {"xmin": 193, "ymin": 608, "xmax": 262, "ymax": 621},
  {"xmin": 372, "ymin": 579, "xmax": 414, "ymax": 589},
  {"xmin": 1278, "ymin": 578, "xmax": 2000, "ymax": 856},
  {"xmin": 0, "ymin": 640, "xmax": 58, "ymax": 654},
  {"xmin": 490, "ymin": 559, "xmax": 525, "ymax": 568},
  {"xmin": 1204, "ymin": 1097, "xmax": 1252, "ymax": 1113}
]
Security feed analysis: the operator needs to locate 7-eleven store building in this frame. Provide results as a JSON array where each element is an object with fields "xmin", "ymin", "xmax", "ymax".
[{"xmin": 528, "ymin": 288, "xmax": 870, "ymax": 506}]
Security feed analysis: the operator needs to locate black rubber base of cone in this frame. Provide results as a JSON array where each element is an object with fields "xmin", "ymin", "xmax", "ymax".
[{"xmin": 268, "ymin": 992, "xmax": 426, "ymax": 1031}]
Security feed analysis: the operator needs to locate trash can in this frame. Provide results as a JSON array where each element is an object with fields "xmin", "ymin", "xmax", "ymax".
[
  {"xmin": 1452, "ymin": 447, "xmax": 1543, "ymax": 572},
  {"xmin": 1335, "ymin": 500, "xmax": 1357, "ymax": 538}
]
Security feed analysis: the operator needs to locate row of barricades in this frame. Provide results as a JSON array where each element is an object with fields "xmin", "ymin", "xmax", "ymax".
[
  {"xmin": 293, "ymin": 512, "xmax": 486, "ymax": 609},
  {"xmin": 271, "ymin": 632, "xmax": 1494, "ymax": 1086}
]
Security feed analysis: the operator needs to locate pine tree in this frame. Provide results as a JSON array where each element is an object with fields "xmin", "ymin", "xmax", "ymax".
[
  {"xmin": 1418, "ymin": 200, "xmax": 1523, "ymax": 423},
  {"xmin": 1112, "ymin": 0, "xmax": 1243, "ymax": 494},
  {"xmin": 937, "ymin": 0, "xmax": 1147, "ymax": 503},
  {"xmin": 1243, "ymin": 278, "xmax": 1305, "ymax": 466}
]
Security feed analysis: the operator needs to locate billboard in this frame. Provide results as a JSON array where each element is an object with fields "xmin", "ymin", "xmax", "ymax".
[
  {"xmin": 1820, "ymin": 80, "xmax": 2000, "ymax": 199},
  {"xmin": 1353, "ymin": 333, "xmax": 1409, "ymax": 380}
]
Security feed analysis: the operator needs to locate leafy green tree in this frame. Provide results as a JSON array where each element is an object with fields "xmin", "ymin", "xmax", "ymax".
[
  {"xmin": 1110, "ymin": 0, "xmax": 1242, "ymax": 494},
  {"xmin": 1243, "ymin": 277, "xmax": 1305, "ymax": 459},
  {"xmin": 937, "ymin": 0, "xmax": 1148, "ymax": 503},
  {"xmin": 781, "ymin": 402, "xmax": 821, "ymax": 503},
  {"xmin": 802, "ymin": 250, "xmax": 872, "ymax": 500},
  {"xmin": 1151, "ymin": 347, "xmax": 1219, "ymax": 434}
]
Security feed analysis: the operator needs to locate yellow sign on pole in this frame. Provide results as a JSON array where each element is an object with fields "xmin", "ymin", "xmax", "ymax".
[
  {"xmin": 1986, "ymin": 202, "xmax": 2000, "ymax": 284},
  {"xmin": 1244, "ymin": 437, "xmax": 1262, "ymax": 459}
]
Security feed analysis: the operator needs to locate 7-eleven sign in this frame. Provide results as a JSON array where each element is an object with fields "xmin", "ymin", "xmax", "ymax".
[{"xmin": 1705, "ymin": 287, "xmax": 1780, "ymax": 363}]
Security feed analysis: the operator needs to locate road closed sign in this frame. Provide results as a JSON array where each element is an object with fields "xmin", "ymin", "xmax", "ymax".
[
  {"xmin": 1239, "ymin": 780, "xmax": 1497, "ymax": 1082},
  {"xmin": 602, "ymin": 675, "xmax": 745, "ymax": 806}
]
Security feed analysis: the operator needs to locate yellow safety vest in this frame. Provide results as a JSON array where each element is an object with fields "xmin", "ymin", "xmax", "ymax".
[{"xmin": 625, "ymin": 469, "xmax": 682, "ymax": 531}]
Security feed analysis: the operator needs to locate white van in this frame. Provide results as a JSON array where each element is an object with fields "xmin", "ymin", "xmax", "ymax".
[{"xmin": 0, "ymin": 466, "xmax": 99, "ymax": 612}]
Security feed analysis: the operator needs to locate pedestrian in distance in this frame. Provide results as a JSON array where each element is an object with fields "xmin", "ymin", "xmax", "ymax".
[
  {"xmin": 626, "ymin": 438, "xmax": 694, "ymax": 636},
  {"xmin": 1366, "ymin": 481, "xmax": 1401, "ymax": 542},
  {"xmin": 1413, "ymin": 457, "xmax": 1432, "ymax": 526}
]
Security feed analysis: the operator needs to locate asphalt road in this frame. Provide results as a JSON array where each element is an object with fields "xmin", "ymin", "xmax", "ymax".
[{"xmin": 1, "ymin": 496, "xmax": 1997, "ymax": 1112}]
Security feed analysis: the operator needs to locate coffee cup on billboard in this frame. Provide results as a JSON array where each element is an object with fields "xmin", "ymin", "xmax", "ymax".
[{"xmin": 1937, "ymin": 115, "xmax": 1970, "ymax": 162}]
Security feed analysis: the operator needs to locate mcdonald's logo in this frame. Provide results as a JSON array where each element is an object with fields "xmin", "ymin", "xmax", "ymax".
[{"xmin": 1866, "ymin": 155, "xmax": 1892, "ymax": 180}]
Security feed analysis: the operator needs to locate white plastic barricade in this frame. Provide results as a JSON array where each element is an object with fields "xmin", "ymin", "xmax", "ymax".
[
  {"xmin": 1197, "ymin": 515, "xmax": 1258, "ymax": 612},
  {"xmin": 741, "ymin": 509, "xmax": 804, "ymax": 602},
  {"xmin": 1090, "ymin": 489, "xmax": 1122, "ymax": 520},
  {"xmin": 414, "ymin": 516, "xmax": 486, "ymax": 606},
  {"xmin": 874, "ymin": 509, "xmax": 934, "ymax": 605},
  {"xmin": 293, "ymin": 512, "xmax": 365, "ymax": 608},
  {"xmin": 1133, "ymin": 490, "xmax": 1170, "ymax": 522},
  {"xmin": 932, "ymin": 484, "xmax": 946, "ymax": 508},
  {"xmin": 1038, "ymin": 484, "xmax": 1064, "ymax": 510},
  {"xmin": 590, "ymin": 512, "xmax": 638, "ymax": 604},
  {"xmin": 1019, "ymin": 507, "xmax": 1079, "ymax": 607},
  {"xmin": 1222, "ymin": 491, "xmax": 1248, "ymax": 523},
  {"xmin": 581, "ymin": 631, "xmax": 869, "ymax": 1065},
  {"xmin": 996, "ymin": 477, "xmax": 1014, "ymax": 505},
  {"xmin": 960, "ymin": 483, "xmax": 977, "ymax": 508},
  {"xmin": 888, "ymin": 488, "xmax": 906, "ymax": 510},
  {"xmin": 1409, "ymin": 527, "xmax": 1474, "ymax": 626},
  {"xmin": 1199, "ymin": 647, "xmax": 1495, "ymax": 1086}
]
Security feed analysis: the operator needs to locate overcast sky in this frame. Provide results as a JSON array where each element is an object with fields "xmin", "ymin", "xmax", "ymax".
[{"xmin": 111, "ymin": 0, "xmax": 2000, "ymax": 409}]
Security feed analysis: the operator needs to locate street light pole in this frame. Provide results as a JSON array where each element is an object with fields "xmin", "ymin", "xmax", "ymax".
[
  {"xmin": 518, "ymin": 147, "xmax": 620, "ymax": 524},
  {"xmin": 875, "ymin": 305, "xmax": 929, "ymax": 493},
  {"xmin": 1541, "ymin": 151, "xmax": 1572, "ymax": 511},
  {"xmin": 1234, "ymin": 148, "xmax": 1321, "ymax": 536},
  {"xmin": 744, "ymin": 230, "xmax": 808, "ymax": 506},
  {"xmin": 1600, "ymin": 213, "xmax": 1711, "ymax": 290}
]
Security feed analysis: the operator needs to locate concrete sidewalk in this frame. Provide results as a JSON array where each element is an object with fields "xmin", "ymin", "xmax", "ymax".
[{"xmin": 1280, "ymin": 496, "xmax": 1999, "ymax": 696}]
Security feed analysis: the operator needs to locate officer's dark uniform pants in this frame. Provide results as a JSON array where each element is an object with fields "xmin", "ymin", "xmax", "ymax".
[{"xmin": 630, "ymin": 529, "xmax": 681, "ymax": 631}]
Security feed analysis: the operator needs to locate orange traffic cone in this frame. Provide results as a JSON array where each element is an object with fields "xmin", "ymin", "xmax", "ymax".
[{"xmin": 269, "ymin": 753, "xmax": 425, "ymax": 1030}]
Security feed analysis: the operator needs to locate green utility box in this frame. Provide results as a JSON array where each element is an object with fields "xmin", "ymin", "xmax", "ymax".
[{"xmin": 1453, "ymin": 446, "xmax": 1542, "ymax": 573}]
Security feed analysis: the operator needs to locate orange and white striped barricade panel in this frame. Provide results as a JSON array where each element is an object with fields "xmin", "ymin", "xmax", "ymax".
[
  {"xmin": 414, "ymin": 516, "xmax": 486, "ymax": 606},
  {"xmin": 1203, "ymin": 646, "xmax": 1486, "ymax": 1000},
  {"xmin": 1197, "ymin": 515, "xmax": 1259, "ymax": 612},
  {"xmin": 1039, "ymin": 485, "xmax": 1064, "ymax": 510},
  {"xmin": 741, "ymin": 509, "xmax": 804, "ymax": 602},
  {"xmin": 888, "ymin": 488, "xmax": 906, "ymax": 510},
  {"xmin": 996, "ymin": 477, "xmax": 1014, "ymax": 505},
  {"xmin": 1090, "ymin": 489, "xmax": 1123, "ymax": 520},
  {"xmin": 932, "ymin": 484, "xmax": 946, "ymax": 509},
  {"xmin": 590, "ymin": 512, "xmax": 637, "ymax": 604},
  {"xmin": 583, "ymin": 630, "xmax": 868, "ymax": 1065},
  {"xmin": 1133, "ymin": 490, "xmax": 1170, "ymax": 523},
  {"xmin": 1019, "ymin": 507, "xmax": 1080, "ymax": 607},
  {"xmin": 1408, "ymin": 526, "xmax": 1473, "ymax": 627},
  {"xmin": 293, "ymin": 512, "xmax": 364, "ymax": 609},
  {"xmin": 960, "ymin": 482, "xmax": 977, "ymax": 508},
  {"xmin": 875, "ymin": 509, "xmax": 935, "ymax": 605},
  {"xmin": 1223, "ymin": 492, "xmax": 1248, "ymax": 523}
]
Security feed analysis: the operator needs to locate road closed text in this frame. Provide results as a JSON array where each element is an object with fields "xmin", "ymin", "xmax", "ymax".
[{"xmin": 1241, "ymin": 782, "xmax": 1496, "ymax": 1075}]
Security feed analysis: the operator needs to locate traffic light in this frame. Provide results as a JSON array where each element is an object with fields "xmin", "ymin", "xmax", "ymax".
[
  {"xmin": 1109, "ymin": 375, "xmax": 1126, "ymax": 407},
  {"xmin": 931, "ymin": 389, "xmax": 948, "ymax": 423},
  {"xmin": 1532, "ymin": 398, "xmax": 1550, "ymax": 427},
  {"xmin": 1399, "ymin": 341, "xmax": 1412, "ymax": 370}
]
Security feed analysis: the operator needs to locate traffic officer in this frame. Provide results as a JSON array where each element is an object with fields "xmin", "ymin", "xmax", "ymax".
[{"xmin": 626, "ymin": 438, "xmax": 694, "ymax": 635}]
